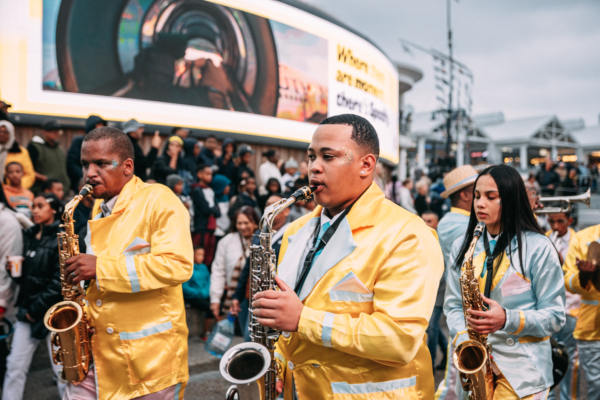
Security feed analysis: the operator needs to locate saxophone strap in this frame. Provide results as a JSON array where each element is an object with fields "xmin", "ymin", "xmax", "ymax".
[{"xmin": 294, "ymin": 202, "xmax": 356, "ymax": 295}]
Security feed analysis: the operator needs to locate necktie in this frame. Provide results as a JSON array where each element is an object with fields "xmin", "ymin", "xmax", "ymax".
[
  {"xmin": 481, "ymin": 239, "xmax": 497, "ymax": 278},
  {"xmin": 312, "ymin": 221, "xmax": 331, "ymax": 264}
]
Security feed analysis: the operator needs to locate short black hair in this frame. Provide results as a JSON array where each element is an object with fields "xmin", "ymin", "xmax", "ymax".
[
  {"xmin": 36, "ymin": 192, "xmax": 64, "ymax": 216},
  {"xmin": 319, "ymin": 114, "xmax": 379, "ymax": 157},
  {"xmin": 196, "ymin": 163, "xmax": 211, "ymax": 173},
  {"xmin": 171, "ymin": 127, "xmax": 182, "ymax": 134},
  {"xmin": 42, "ymin": 178, "xmax": 62, "ymax": 192},
  {"xmin": 449, "ymin": 185, "xmax": 472, "ymax": 207},
  {"xmin": 206, "ymin": 134, "xmax": 217, "ymax": 140},
  {"xmin": 421, "ymin": 210, "xmax": 439, "ymax": 219},
  {"xmin": 83, "ymin": 126, "xmax": 135, "ymax": 161},
  {"xmin": 5, "ymin": 161, "xmax": 22, "ymax": 171}
]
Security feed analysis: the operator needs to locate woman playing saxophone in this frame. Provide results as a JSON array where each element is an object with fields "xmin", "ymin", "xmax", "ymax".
[{"xmin": 444, "ymin": 165, "xmax": 566, "ymax": 399}]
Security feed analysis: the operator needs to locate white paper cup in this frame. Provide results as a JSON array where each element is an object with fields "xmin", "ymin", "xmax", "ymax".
[{"xmin": 7, "ymin": 256, "xmax": 24, "ymax": 278}]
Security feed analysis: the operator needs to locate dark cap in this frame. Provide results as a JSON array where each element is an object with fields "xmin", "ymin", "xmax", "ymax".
[
  {"xmin": 238, "ymin": 144, "xmax": 254, "ymax": 156},
  {"xmin": 262, "ymin": 149, "xmax": 276, "ymax": 157},
  {"xmin": 0, "ymin": 101, "xmax": 11, "ymax": 109},
  {"xmin": 41, "ymin": 119, "xmax": 61, "ymax": 131}
]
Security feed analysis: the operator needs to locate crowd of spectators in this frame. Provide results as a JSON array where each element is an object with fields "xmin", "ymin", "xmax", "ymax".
[{"xmin": 1, "ymin": 100, "xmax": 600, "ymax": 395}]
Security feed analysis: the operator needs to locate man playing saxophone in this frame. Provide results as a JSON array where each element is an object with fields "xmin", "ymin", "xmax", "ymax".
[
  {"xmin": 62, "ymin": 127, "xmax": 193, "ymax": 400},
  {"xmin": 251, "ymin": 114, "xmax": 444, "ymax": 399},
  {"xmin": 444, "ymin": 165, "xmax": 565, "ymax": 399}
]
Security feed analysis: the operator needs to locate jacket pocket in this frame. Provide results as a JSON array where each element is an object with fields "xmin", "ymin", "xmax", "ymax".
[
  {"xmin": 331, "ymin": 376, "xmax": 418, "ymax": 399},
  {"xmin": 501, "ymin": 273, "xmax": 532, "ymax": 297},
  {"xmin": 120, "ymin": 321, "xmax": 178, "ymax": 384}
]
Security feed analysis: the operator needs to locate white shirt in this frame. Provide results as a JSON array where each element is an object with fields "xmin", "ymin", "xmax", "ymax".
[
  {"xmin": 398, "ymin": 187, "xmax": 416, "ymax": 214},
  {"xmin": 101, "ymin": 195, "xmax": 119, "ymax": 217},
  {"xmin": 548, "ymin": 229, "xmax": 580, "ymax": 313},
  {"xmin": 549, "ymin": 229, "xmax": 571, "ymax": 262},
  {"xmin": 209, "ymin": 232, "xmax": 251, "ymax": 304},
  {"xmin": 296, "ymin": 208, "xmax": 344, "ymax": 283},
  {"xmin": 259, "ymin": 161, "xmax": 282, "ymax": 194}
]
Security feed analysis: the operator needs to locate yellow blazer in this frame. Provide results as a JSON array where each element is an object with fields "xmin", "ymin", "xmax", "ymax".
[
  {"xmin": 274, "ymin": 183, "xmax": 443, "ymax": 399},
  {"xmin": 563, "ymin": 223, "xmax": 600, "ymax": 341},
  {"xmin": 84, "ymin": 176, "xmax": 193, "ymax": 399}
]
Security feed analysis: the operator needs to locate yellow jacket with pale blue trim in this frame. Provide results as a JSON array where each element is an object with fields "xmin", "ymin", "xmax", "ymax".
[
  {"xmin": 83, "ymin": 176, "xmax": 192, "ymax": 399},
  {"xmin": 563, "ymin": 223, "xmax": 600, "ymax": 340},
  {"xmin": 273, "ymin": 183, "xmax": 443, "ymax": 399}
]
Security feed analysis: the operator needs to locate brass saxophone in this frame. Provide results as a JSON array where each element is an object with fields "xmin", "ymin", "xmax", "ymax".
[
  {"xmin": 43, "ymin": 184, "xmax": 94, "ymax": 384},
  {"xmin": 453, "ymin": 222, "xmax": 494, "ymax": 399},
  {"xmin": 220, "ymin": 186, "xmax": 315, "ymax": 400}
]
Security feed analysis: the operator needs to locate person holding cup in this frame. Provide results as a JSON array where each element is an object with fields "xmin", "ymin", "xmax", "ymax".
[{"xmin": 2, "ymin": 193, "xmax": 66, "ymax": 400}]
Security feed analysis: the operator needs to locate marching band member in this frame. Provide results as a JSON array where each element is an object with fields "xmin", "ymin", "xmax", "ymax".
[
  {"xmin": 563, "ymin": 220, "xmax": 600, "ymax": 400},
  {"xmin": 546, "ymin": 211, "xmax": 580, "ymax": 400},
  {"xmin": 62, "ymin": 127, "xmax": 193, "ymax": 400},
  {"xmin": 434, "ymin": 165, "xmax": 480, "ymax": 400},
  {"xmin": 252, "ymin": 114, "xmax": 444, "ymax": 399},
  {"xmin": 445, "ymin": 164, "xmax": 565, "ymax": 399}
]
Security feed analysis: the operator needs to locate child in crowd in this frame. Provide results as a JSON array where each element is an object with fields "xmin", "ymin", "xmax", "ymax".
[
  {"xmin": 167, "ymin": 174, "xmax": 194, "ymax": 230},
  {"xmin": 3, "ymin": 162, "xmax": 33, "ymax": 219},
  {"xmin": 191, "ymin": 164, "xmax": 220, "ymax": 268},
  {"xmin": 211, "ymin": 174, "xmax": 231, "ymax": 243},
  {"xmin": 182, "ymin": 248, "xmax": 214, "ymax": 340},
  {"xmin": 42, "ymin": 178, "xmax": 64, "ymax": 201}
]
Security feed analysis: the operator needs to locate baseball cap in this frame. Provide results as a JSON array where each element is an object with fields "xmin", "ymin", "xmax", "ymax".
[
  {"xmin": 41, "ymin": 119, "xmax": 62, "ymax": 131},
  {"xmin": 121, "ymin": 118, "xmax": 145, "ymax": 134}
]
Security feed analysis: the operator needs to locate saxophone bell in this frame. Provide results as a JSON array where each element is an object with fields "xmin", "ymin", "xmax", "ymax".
[{"xmin": 221, "ymin": 186, "xmax": 315, "ymax": 400}]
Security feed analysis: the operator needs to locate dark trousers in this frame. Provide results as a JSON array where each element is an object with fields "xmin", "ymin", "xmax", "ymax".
[
  {"xmin": 186, "ymin": 297, "xmax": 215, "ymax": 319},
  {"xmin": 426, "ymin": 306, "xmax": 448, "ymax": 365}
]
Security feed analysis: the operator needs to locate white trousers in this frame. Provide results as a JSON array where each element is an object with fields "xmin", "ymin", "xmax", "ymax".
[
  {"xmin": 2, "ymin": 321, "xmax": 66, "ymax": 400},
  {"xmin": 63, "ymin": 365, "xmax": 183, "ymax": 399}
]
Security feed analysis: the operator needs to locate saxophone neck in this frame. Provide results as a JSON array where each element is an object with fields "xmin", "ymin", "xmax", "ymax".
[{"xmin": 260, "ymin": 186, "xmax": 315, "ymax": 234}]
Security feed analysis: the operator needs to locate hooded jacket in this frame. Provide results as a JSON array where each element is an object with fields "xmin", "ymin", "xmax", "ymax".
[
  {"xmin": 83, "ymin": 176, "xmax": 192, "ymax": 399},
  {"xmin": 216, "ymin": 138, "xmax": 237, "ymax": 180}
]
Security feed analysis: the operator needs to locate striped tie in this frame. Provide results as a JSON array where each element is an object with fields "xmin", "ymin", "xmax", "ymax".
[{"xmin": 312, "ymin": 221, "xmax": 331, "ymax": 266}]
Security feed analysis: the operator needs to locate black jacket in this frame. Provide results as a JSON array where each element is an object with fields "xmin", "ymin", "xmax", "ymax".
[
  {"xmin": 191, "ymin": 184, "xmax": 221, "ymax": 234},
  {"xmin": 128, "ymin": 135, "xmax": 158, "ymax": 182},
  {"xmin": 216, "ymin": 139, "xmax": 237, "ymax": 180},
  {"xmin": 66, "ymin": 136, "xmax": 84, "ymax": 192},
  {"xmin": 12, "ymin": 221, "xmax": 63, "ymax": 339}
]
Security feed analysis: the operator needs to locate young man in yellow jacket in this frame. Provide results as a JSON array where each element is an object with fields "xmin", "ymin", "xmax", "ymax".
[
  {"xmin": 563, "ymin": 222, "xmax": 600, "ymax": 400},
  {"xmin": 63, "ymin": 127, "xmax": 193, "ymax": 400},
  {"xmin": 252, "ymin": 114, "xmax": 444, "ymax": 399}
]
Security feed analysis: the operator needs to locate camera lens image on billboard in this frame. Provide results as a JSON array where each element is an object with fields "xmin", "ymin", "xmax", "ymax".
[{"xmin": 42, "ymin": 0, "xmax": 328, "ymax": 123}]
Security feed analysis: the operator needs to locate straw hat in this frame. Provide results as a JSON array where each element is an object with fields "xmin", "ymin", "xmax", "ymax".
[{"xmin": 441, "ymin": 165, "xmax": 479, "ymax": 199}]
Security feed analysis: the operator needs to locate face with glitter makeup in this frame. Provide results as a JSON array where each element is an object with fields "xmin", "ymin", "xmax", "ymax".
[
  {"xmin": 307, "ymin": 124, "xmax": 376, "ymax": 216},
  {"xmin": 339, "ymin": 147, "xmax": 354, "ymax": 167}
]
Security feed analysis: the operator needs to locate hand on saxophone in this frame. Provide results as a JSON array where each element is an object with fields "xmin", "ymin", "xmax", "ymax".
[
  {"xmin": 466, "ymin": 294, "xmax": 507, "ymax": 334},
  {"xmin": 252, "ymin": 276, "xmax": 304, "ymax": 332},
  {"xmin": 65, "ymin": 254, "xmax": 97, "ymax": 285}
]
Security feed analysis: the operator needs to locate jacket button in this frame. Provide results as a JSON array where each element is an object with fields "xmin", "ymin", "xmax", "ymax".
[
  {"xmin": 96, "ymin": 300, "xmax": 102, "ymax": 307},
  {"xmin": 282, "ymin": 331, "xmax": 291, "ymax": 338},
  {"xmin": 506, "ymin": 338, "xmax": 515, "ymax": 346},
  {"xmin": 107, "ymin": 327, "xmax": 114, "ymax": 334},
  {"xmin": 287, "ymin": 361, "xmax": 294, "ymax": 370}
]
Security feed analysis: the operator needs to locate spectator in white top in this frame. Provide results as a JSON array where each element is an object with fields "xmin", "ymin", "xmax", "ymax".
[
  {"xmin": 209, "ymin": 206, "xmax": 259, "ymax": 318},
  {"xmin": 258, "ymin": 149, "xmax": 282, "ymax": 194},
  {"xmin": 399, "ymin": 178, "xmax": 417, "ymax": 214}
]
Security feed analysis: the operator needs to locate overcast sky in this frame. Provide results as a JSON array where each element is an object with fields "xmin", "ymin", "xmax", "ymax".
[{"xmin": 303, "ymin": 0, "xmax": 600, "ymax": 127}]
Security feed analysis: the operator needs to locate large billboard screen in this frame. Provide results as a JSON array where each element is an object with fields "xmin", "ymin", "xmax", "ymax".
[{"xmin": 1, "ymin": 0, "xmax": 400, "ymax": 163}]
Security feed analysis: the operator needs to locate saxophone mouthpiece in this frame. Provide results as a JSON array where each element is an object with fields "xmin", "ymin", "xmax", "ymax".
[
  {"xmin": 80, "ymin": 184, "xmax": 94, "ymax": 197},
  {"xmin": 473, "ymin": 222, "xmax": 485, "ymax": 238}
]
